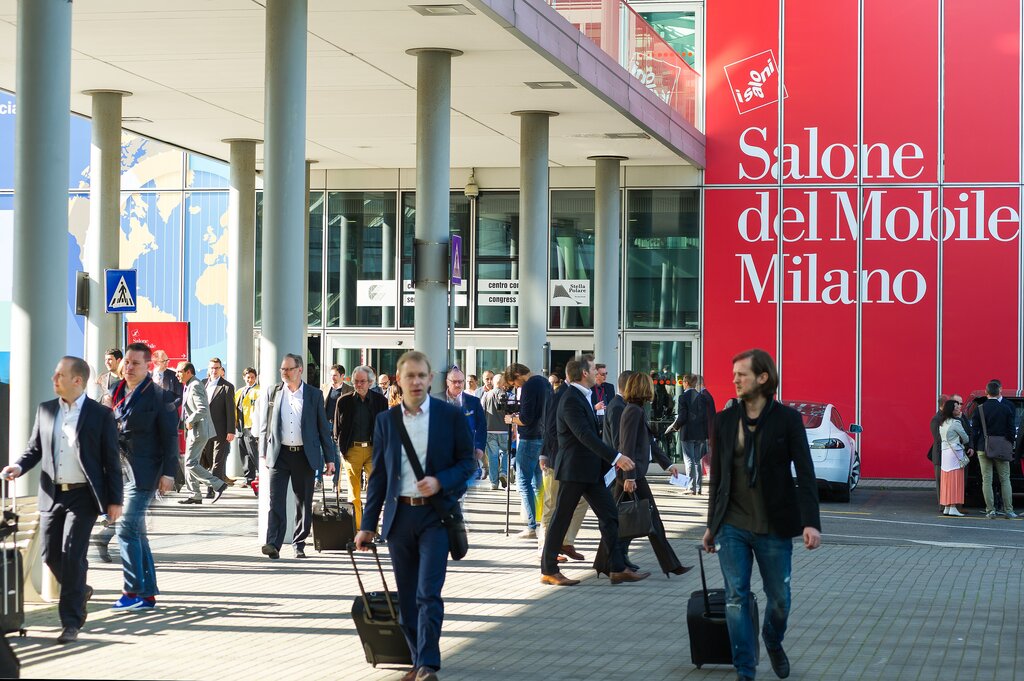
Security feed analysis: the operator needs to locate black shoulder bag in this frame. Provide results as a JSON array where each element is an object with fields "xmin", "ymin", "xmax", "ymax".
[{"xmin": 389, "ymin": 408, "xmax": 469, "ymax": 560}]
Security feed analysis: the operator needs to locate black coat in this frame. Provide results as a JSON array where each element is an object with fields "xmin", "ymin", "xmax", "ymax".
[
  {"xmin": 205, "ymin": 378, "xmax": 236, "ymax": 439},
  {"xmin": 619, "ymin": 402, "xmax": 672, "ymax": 480},
  {"xmin": 602, "ymin": 394, "xmax": 627, "ymax": 452},
  {"xmin": 971, "ymin": 397, "xmax": 1015, "ymax": 452},
  {"xmin": 333, "ymin": 390, "xmax": 389, "ymax": 453},
  {"xmin": 555, "ymin": 385, "xmax": 619, "ymax": 484},
  {"xmin": 707, "ymin": 400, "xmax": 820, "ymax": 539},
  {"xmin": 672, "ymin": 388, "xmax": 709, "ymax": 441},
  {"xmin": 17, "ymin": 397, "xmax": 124, "ymax": 514},
  {"xmin": 542, "ymin": 383, "xmax": 567, "ymax": 462}
]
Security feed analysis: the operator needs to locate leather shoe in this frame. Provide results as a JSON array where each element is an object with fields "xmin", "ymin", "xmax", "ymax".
[
  {"xmin": 399, "ymin": 669, "xmax": 418, "ymax": 681},
  {"xmin": 211, "ymin": 483, "xmax": 228, "ymax": 504},
  {"xmin": 57, "ymin": 626, "xmax": 79, "ymax": 644},
  {"xmin": 556, "ymin": 554, "xmax": 567, "ymax": 563},
  {"xmin": 178, "ymin": 498, "xmax": 202, "ymax": 505},
  {"xmin": 96, "ymin": 543, "xmax": 112, "ymax": 563},
  {"xmin": 540, "ymin": 572, "xmax": 581, "ymax": 586},
  {"xmin": 609, "ymin": 569, "xmax": 651, "ymax": 584},
  {"xmin": 206, "ymin": 487, "xmax": 215, "ymax": 499},
  {"xmin": 261, "ymin": 543, "xmax": 280, "ymax": 560},
  {"xmin": 294, "ymin": 546, "xmax": 307, "ymax": 559},
  {"xmin": 415, "ymin": 667, "xmax": 439, "ymax": 681},
  {"xmin": 560, "ymin": 544, "xmax": 585, "ymax": 561},
  {"xmin": 624, "ymin": 557, "xmax": 640, "ymax": 571},
  {"xmin": 767, "ymin": 646, "xmax": 790, "ymax": 678}
]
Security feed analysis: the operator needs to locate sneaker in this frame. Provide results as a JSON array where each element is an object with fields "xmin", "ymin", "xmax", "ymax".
[
  {"xmin": 135, "ymin": 598, "xmax": 156, "ymax": 610},
  {"xmin": 985, "ymin": 511, "xmax": 999, "ymax": 519},
  {"xmin": 491, "ymin": 483, "xmax": 500, "ymax": 491},
  {"xmin": 111, "ymin": 594, "xmax": 144, "ymax": 611},
  {"xmin": 498, "ymin": 473, "xmax": 507, "ymax": 488},
  {"xmin": 947, "ymin": 507, "xmax": 964, "ymax": 517},
  {"xmin": 517, "ymin": 528, "xmax": 537, "ymax": 540},
  {"xmin": 1005, "ymin": 511, "xmax": 1019, "ymax": 519}
]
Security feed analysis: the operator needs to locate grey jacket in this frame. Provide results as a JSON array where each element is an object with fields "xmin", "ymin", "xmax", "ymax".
[{"xmin": 181, "ymin": 376, "xmax": 215, "ymax": 444}]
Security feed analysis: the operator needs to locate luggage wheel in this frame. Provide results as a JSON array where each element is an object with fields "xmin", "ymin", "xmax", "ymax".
[{"xmin": 18, "ymin": 629, "xmax": 25, "ymax": 637}]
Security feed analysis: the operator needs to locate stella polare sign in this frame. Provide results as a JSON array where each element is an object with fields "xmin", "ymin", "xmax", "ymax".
[{"xmin": 704, "ymin": 0, "xmax": 1022, "ymax": 479}]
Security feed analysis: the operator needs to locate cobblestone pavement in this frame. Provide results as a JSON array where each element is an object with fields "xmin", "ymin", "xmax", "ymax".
[{"xmin": 9, "ymin": 479, "xmax": 1024, "ymax": 681}]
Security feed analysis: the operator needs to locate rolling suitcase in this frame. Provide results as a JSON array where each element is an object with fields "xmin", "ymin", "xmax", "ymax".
[
  {"xmin": 347, "ymin": 543, "xmax": 412, "ymax": 668},
  {"xmin": 312, "ymin": 485, "xmax": 356, "ymax": 552},
  {"xmin": 0, "ymin": 480, "xmax": 24, "ymax": 639},
  {"xmin": 687, "ymin": 547, "xmax": 758, "ymax": 669}
]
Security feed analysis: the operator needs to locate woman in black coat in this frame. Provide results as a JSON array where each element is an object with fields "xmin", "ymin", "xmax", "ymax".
[{"xmin": 594, "ymin": 372, "xmax": 691, "ymax": 578}]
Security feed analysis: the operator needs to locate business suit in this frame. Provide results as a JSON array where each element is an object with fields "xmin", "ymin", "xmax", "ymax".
[
  {"xmin": 16, "ymin": 396, "xmax": 123, "ymax": 629},
  {"xmin": 151, "ymin": 368, "xmax": 183, "ymax": 408},
  {"xmin": 591, "ymin": 381, "xmax": 615, "ymax": 435},
  {"xmin": 333, "ymin": 389, "xmax": 389, "ymax": 527},
  {"xmin": 594, "ymin": 403, "xmax": 685, "ymax": 576},
  {"xmin": 361, "ymin": 397, "xmax": 476, "ymax": 672},
  {"xmin": 671, "ymin": 387, "xmax": 707, "ymax": 494},
  {"xmin": 539, "ymin": 384, "xmax": 588, "ymax": 553},
  {"xmin": 111, "ymin": 376, "xmax": 179, "ymax": 599},
  {"xmin": 180, "ymin": 376, "xmax": 223, "ymax": 500},
  {"xmin": 201, "ymin": 377, "xmax": 236, "ymax": 482},
  {"xmin": 259, "ymin": 382, "xmax": 339, "ymax": 551},
  {"xmin": 541, "ymin": 384, "xmax": 626, "ymax": 576}
]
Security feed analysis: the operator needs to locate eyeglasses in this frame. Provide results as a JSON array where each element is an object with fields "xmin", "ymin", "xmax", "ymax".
[{"xmin": 280, "ymin": 366, "xmax": 299, "ymax": 373}]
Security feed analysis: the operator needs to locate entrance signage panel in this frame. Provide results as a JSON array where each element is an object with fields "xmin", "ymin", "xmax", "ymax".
[
  {"xmin": 549, "ymin": 279, "xmax": 590, "ymax": 307},
  {"xmin": 125, "ymin": 321, "xmax": 190, "ymax": 366}
]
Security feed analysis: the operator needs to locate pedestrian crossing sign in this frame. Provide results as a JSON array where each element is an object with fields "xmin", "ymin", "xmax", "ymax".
[{"xmin": 105, "ymin": 269, "xmax": 138, "ymax": 313}]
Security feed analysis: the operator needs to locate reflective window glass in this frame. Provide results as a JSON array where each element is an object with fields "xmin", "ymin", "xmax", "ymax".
[
  {"xmin": 400, "ymin": 192, "xmax": 470, "ymax": 328},
  {"xmin": 549, "ymin": 190, "xmax": 596, "ymax": 330},
  {"xmin": 476, "ymin": 191, "xmax": 519, "ymax": 328}
]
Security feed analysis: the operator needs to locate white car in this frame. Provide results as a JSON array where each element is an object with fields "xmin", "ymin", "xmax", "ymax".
[{"xmin": 783, "ymin": 401, "xmax": 862, "ymax": 502}]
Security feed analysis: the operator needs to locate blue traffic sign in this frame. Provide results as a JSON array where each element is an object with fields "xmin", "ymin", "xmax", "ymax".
[{"xmin": 105, "ymin": 269, "xmax": 137, "ymax": 313}]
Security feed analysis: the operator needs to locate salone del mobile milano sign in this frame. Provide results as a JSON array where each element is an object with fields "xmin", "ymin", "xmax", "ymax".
[{"xmin": 704, "ymin": 0, "xmax": 1023, "ymax": 478}]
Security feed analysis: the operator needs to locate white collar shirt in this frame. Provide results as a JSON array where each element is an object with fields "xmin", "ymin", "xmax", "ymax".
[
  {"xmin": 54, "ymin": 393, "xmax": 88, "ymax": 484},
  {"xmin": 570, "ymin": 382, "xmax": 594, "ymax": 408},
  {"xmin": 446, "ymin": 391, "xmax": 463, "ymax": 409},
  {"xmin": 206, "ymin": 376, "xmax": 219, "ymax": 400},
  {"xmin": 399, "ymin": 396, "xmax": 431, "ymax": 498},
  {"xmin": 281, "ymin": 383, "xmax": 304, "ymax": 447}
]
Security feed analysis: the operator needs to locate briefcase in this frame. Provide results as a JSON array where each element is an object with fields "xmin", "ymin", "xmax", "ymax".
[
  {"xmin": 312, "ymin": 485, "xmax": 356, "ymax": 552},
  {"xmin": 616, "ymin": 491, "xmax": 653, "ymax": 540},
  {"xmin": 687, "ymin": 548, "xmax": 758, "ymax": 669},
  {"xmin": 348, "ymin": 543, "xmax": 412, "ymax": 668}
]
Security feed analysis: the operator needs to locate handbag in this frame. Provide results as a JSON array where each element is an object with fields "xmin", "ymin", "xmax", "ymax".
[
  {"xmin": 616, "ymin": 490, "xmax": 653, "ymax": 540},
  {"xmin": 978, "ymin": 403, "xmax": 1015, "ymax": 462},
  {"xmin": 389, "ymin": 409, "xmax": 469, "ymax": 561}
]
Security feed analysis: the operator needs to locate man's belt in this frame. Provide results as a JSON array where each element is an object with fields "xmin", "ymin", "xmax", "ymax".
[
  {"xmin": 284, "ymin": 445, "xmax": 304, "ymax": 452},
  {"xmin": 352, "ymin": 441, "xmax": 371, "ymax": 448},
  {"xmin": 57, "ymin": 482, "xmax": 88, "ymax": 492},
  {"xmin": 398, "ymin": 496, "xmax": 429, "ymax": 506}
]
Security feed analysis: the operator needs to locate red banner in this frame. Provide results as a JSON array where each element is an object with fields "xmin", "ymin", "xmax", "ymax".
[{"xmin": 125, "ymin": 321, "xmax": 191, "ymax": 366}]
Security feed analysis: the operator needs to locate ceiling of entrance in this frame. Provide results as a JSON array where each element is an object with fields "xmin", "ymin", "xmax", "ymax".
[{"xmin": 0, "ymin": 0, "xmax": 697, "ymax": 169}]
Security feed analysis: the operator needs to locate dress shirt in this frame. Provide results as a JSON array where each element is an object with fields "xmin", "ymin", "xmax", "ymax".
[
  {"xmin": 54, "ymin": 393, "xmax": 88, "ymax": 484},
  {"xmin": 206, "ymin": 376, "xmax": 219, "ymax": 401},
  {"xmin": 568, "ymin": 382, "xmax": 623, "ymax": 466},
  {"xmin": 399, "ymin": 397, "xmax": 431, "ymax": 498},
  {"xmin": 325, "ymin": 384, "xmax": 345, "ymax": 424},
  {"xmin": 351, "ymin": 393, "xmax": 375, "ymax": 442},
  {"xmin": 281, "ymin": 383, "xmax": 304, "ymax": 446},
  {"xmin": 446, "ymin": 392, "xmax": 463, "ymax": 408},
  {"xmin": 152, "ymin": 369, "xmax": 165, "ymax": 389}
]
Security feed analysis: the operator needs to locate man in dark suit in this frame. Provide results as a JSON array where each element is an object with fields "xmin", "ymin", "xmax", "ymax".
[
  {"xmin": 539, "ymin": 371, "xmax": 589, "ymax": 563},
  {"xmin": 110, "ymin": 342, "xmax": 180, "ymax": 611},
  {"xmin": 355, "ymin": 351, "xmax": 476, "ymax": 681},
  {"xmin": 150, "ymin": 350, "xmax": 182, "ymax": 407},
  {"xmin": 2, "ymin": 356, "xmax": 123, "ymax": 643},
  {"xmin": 259, "ymin": 353, "xmax": 338, "ymax": 560},
  {"xmin": 201, "ymin": 357, "xmax": 236, "ymax": 487},
  {"xmin": 590, "ymin": 362, "xmax": 615, "ymax": 434},
  {"xmin": 971, "ymin": 380, "xmax": 1017, "ymax": 518},
  {"xmin": 540, "ymin": 355, "xmax": 642, "ymax": 587},
  {"xmin": 333, "ymin": 365, "xmax": 389, "ymax": 528},
  {"xmin": 666, "ymin": 373, "xmax": 707, "ymax": 495},
  {"xmin": 442, "ymin": 367, "xmax": 487, "ymax": 476},
  {"xmin": 703, "ymin": 348, "xmax": 821, "ymax": 681}
]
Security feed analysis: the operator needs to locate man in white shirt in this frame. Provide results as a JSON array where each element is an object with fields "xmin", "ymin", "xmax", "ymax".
[{"xmin": 355, "ymin": 351, "xmax": 476, "ymax": 681}]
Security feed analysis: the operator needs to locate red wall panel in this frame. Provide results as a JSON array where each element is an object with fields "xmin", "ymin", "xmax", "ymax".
[
  {"xmin": 863, "ymin": 0, "xmax": 939, "ymax": 184},
  {"xmin": 943, "ymin": 1, "xmax": 1020, "ymax": 183},
  {"xmin": 859, "ymin": 188, "xmax": 939, "ymax": 478},
  {"xmin": 705, "ymin": 0, "xmax": 780, "ymax": 185},
  {"xmin": 702, "ymin": 189, "xmax": 779, "ymax": 401},
  {"xmin": 941, "ymin": 187, "xmax": 1021, "ymax": 395}
]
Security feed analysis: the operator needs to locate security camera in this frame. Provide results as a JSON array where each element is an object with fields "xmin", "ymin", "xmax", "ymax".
[
  {"xmin": 397, "ymin": 340, "xmax": 404, "ymax": 346},
  {"xmin": 464, "ymin": 169, "xmax": 479, "ymax": 199}
]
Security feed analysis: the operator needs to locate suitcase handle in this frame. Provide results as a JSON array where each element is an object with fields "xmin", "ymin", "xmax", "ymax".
[
  {"xmin": 346, "ymin": 542, "xmax": 397, "ymax": 621},
  {"xmin": 697, "ymin": 546, "xmax": 711, "ymax": 617}
]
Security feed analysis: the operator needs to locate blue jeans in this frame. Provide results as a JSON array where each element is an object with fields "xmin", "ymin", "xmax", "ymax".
[
  {"xmin": 716, "ymin": 523, "xmax": 793, "ymax": 678},
  {"xmin": 117, "ymin": 483, "xmax": 159, "ymax": 598},
  {"xmin": 486, "ymin": 433, "xmax": 508, "ymax": 486},
  {"xmin": 682, "ymin": 439, "xmax": 706, "ymax": 493},
  {"xmin": 515, "ymin": 439, "xmax": 543, "ymax": 529}
]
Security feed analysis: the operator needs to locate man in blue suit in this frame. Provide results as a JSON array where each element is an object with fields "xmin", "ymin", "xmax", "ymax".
[
  {"xmin": 3, "ymin": 356, "xmax": 123, "ymax": 643},
  {"xmin": 109, "ymin": 342, "xmax": 180, "ymax": 611},
  {"xmin": 442, "ymin": 367, "xmax": 487, "ymax": 475},
  {"xmin": 355, "ymin": 351, "xmax": 476, "ymax": 681},
  {"xmin": 258, "ymin": 353, "xmax": 338, "ymax": 559}
]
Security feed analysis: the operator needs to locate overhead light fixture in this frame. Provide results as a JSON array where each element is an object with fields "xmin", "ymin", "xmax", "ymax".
[
  {"xmin": 604, "ymin": 132, "xmax": 650, "ymax": 140},
  {"xmin": 524, "ymin": 81, "xmax": 577, "ymax": 90},
  {"xmin": 410, "ymin": 4, "xmax": 474, "ymax": 16},
  {"xmin": 122, "ymin": 116, "xmax": 152, "ymax": 123}
]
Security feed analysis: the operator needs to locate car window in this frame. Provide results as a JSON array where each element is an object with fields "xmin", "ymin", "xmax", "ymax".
[
  {"xmin": 830, "ymin": 408, "xmax": 845, "ymax": 431},
  {"xmin": 784, "ymin": 402, "xmax": 825, "ymax": 429}
]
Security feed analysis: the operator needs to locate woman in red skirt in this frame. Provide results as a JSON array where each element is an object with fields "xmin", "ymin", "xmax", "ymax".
[{"xmin": 938, "ymin": 399, "xmax": 972, "ymax": 516}]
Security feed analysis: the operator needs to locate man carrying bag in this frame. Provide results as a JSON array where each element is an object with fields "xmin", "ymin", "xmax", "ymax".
[
  {"xmin": 971, "ymin": 380, "xmax": 1018, "ymax": 519},
  {"xmin": 354, "ymin": 351, "xmax": 476, "ymax": 681}
]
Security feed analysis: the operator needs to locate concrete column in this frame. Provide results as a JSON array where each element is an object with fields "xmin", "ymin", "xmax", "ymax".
[
  {"xmin": 259, "ymin": 0, "xmax": 307, "ymax": 542},
  {"xmin": 82, "ymin": 90, "xmax": 129, "ymax": 397},
  {"xmin": 10, "ymin": 0, "xmax": 73, "ymax": 497},
  {"xmin": 381, "ymin": 212, "xmax": 395, "ymax": 328},
  {"xmin": 304, "ymin": 160, "xmax": 315, "ymax": 334},
  {"xmin": 591, "ymin": 155, "xmax": 626, "ymax": 380},
  {"xmin": 224, "ymin": 138, "xmax": 259, "ymax": 481},
  {"xmin": 513, "ymin": 111, "xmax": 557, "ymax": 371},
  {"xmin": 407, "ymin": 48, "xmax": 462, "ymax": 393}
]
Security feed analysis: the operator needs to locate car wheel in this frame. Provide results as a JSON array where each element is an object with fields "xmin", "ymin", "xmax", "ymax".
[{"xmin": 849, "ymin": 450, "xmax": 861, "ymax": 491}]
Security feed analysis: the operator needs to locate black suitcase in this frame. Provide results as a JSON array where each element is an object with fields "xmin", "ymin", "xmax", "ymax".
[
  {"xmin": 347, "ymin": 543, "xmax": 412, "ymax": 668},
  {"xmin": 687, "ymin": 548, "xmax": 758, "ymax": 669},
  {"xmin": 312, "ymin": 486, "xmax": 356, "ymax": 552},
  {"xmin": 0, "ymin": 480, "xmax": 24, "ymax": 641}
]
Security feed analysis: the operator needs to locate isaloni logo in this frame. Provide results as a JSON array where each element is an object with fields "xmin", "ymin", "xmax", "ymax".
[{"xmin": 724, "ymin": 50, "xmax": 787, "ymax": 114}]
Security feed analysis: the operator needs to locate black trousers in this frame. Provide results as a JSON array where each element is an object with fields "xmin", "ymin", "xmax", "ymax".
[
  {"xmin": 40, "ymin": 486, "xmax": 98, "ymax": 628},
  {"xmin": 201, "ymin": 437, "xmax": 230, "ymax": 482},
  {"xmin": 541, "ymin": 479, "xmax": 624, "ymax": 575},
  {"xmin": 266, "ymin": 449, "xmax": 315, "ymax": 549},
  {"xmin": 593, "ymin": 474, "xmax": 683, "ymax": 575},
  {"xmin": 239, "ymin": 428, "xmax": 259, "ymax": 482}
]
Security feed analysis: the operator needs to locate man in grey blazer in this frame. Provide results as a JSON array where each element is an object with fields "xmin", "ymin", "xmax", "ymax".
[
  {"xmin": 258, "ymin": 353, "xmax": 338, "ymax": 559},
  {"xmin": 176, "ymin": 362, "xmax": 228, "ymax": 504}
]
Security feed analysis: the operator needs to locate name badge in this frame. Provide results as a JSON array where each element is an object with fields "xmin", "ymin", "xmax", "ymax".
[{"xmin": 596, "ymin": 408, "xmax": 606, "ymax": 416}]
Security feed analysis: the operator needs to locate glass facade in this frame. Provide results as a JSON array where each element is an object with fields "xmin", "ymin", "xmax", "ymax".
[
  {"xmin": 626, "ymin": 189, "xmax": 699, "ymax": 329},
  {"xmin": 475, "ymin": 191, "xmax": 519, "ymax": 328},
  {"xmin": 308, "ymin": 192, "xmax": 324, "ymax": 327},
  {"xmin": 400, "ymin": 192, "xmax": 470, "ymax": 328},
  {"xmin": 549, "ymin": 190, "xmax": 596, "ymax": 329}
]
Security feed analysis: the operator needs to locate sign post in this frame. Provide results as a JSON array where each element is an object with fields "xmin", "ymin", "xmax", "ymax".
[{"xmin": 448, "ymin": 235, "xmax": 462, "ymax": 371}]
